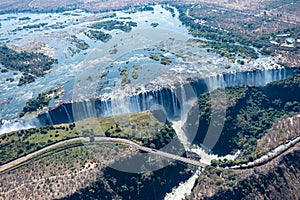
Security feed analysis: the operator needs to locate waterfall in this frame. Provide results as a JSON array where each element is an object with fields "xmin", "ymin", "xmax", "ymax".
[
  {"xmin": 171, "ymin": 88, "xmax": 179, "ymax": 117},
  {"xmin": 72, "ymin": 101, "xmax": 96, "ymax": 121},
  {"xmin": 111, "ymin": 89, "xmax": 132, "ymax": 116},
  {"xmin": 171, "ymin": 84, "xmax": 198, "ymax": 150},
  {"xmin": 35, "ymin": 68, "xmax": 296, "ymax": 127},
  {"xmin": 45, "ymin": 111, "xmax": 54, "ymax": 125},
  {"xmin": 220, "ymin": 68, "xmax": 292, "ymax": 87},
  {"xmin": 62, "ymin": 105, "xmax": 72, "ymax": 123},
  {"xmin": 100, "ymin": 99, "xmax": 112, "ymax": 117},
  {"xmin": 129, "ymin": 95, "xmax": 140, "ymax": 114},
  {"xmin": 0, "ymin": 117, "xmax": 40, "ymax": 135}
]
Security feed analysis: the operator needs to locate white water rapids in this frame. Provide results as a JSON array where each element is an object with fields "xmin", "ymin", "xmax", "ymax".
[{"xmin": 166, "ymin": 89, "xmax": 240, "ymax": 199}]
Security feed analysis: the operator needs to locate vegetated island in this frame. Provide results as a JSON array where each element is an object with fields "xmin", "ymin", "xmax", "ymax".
[
  {"xmin": 150, "ymin": 22, "xmax": 159, "ymax": 28},
  {"xmin": 69, "ymin": 35, "xmax": 89, "ymax": 50},
  {"xmin": 19, "ymin": 86, "xmax": 64, "ymax": 117},
  {"xmin": 84, "ymin": 30, "xmax": 112, "ymax": 42},
  {"xmin": 0, "ymin": 46, "xmax": 57, "ymax": 86},
  {"xmin": 88, "ymin": 20, "xmax": 137, "ymax": 33},
  {"xmin": 149, "ymin": 53, "xmax": 172, "ymax": 65}
]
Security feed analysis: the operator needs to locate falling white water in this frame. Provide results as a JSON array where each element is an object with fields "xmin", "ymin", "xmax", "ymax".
[
  {"xmin": 171, "ymin": 84, "xmax": 198, "ymax": 150},
  {"xmin": 166, "ymin": 85, "xmax": 201, "ymax": 200},
  {"xmin": 166, "ymin": 82, "xmax": 241, "ymax": 200},
  {"xmin": 191, "ymin": 145, "xmax": 241, "ymax": 165},
  {"xmin": 111, "ymin": 89, "xmax": 130, "ymax": 116},
  {"xmin": 62, "ymin": 105, "xmax": 72, "ymax": 122},
  {"xmin": 172, "ymin": 120, "xmax": 190, "ymax": 150},
  {"xmin": 0, "ymin": 118, "xmax": 40, "ymax": 135},
  {"xmin": 164, "ymin": 171, "xmax": 201, "ymax": 200},
  {"xmin": 45, "ymin": 112, "xmax": 54, "ymax": 125},
  {"xmin": 171, "ymin": 88, "xmax": 178, "ymax": 116}
]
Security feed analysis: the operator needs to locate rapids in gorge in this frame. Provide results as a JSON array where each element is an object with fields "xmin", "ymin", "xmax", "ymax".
[{"xmin": 0, "ymin": 4, "xmax": 299, "ymax": 200}]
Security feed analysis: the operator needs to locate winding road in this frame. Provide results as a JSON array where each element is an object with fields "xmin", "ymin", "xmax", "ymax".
[
  {"xmin": 231, "ymin": 133, "xmax": 300, "ymax": 169},
  {"xmin": 1, "ymin": 132, "xmax": 299, "ymax": 173},
  {"xmin": 0, "ymin": 137, "xmax": 207, "ymax": 173}
]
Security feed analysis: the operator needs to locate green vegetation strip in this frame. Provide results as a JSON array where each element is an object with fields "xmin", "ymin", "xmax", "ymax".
[{"xmin": 0, "ymin": 111, "xmax": 175, "ymax": 165}]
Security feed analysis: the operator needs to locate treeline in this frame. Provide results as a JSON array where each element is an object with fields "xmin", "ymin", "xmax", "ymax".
[
  {"xmin": 175, "ymin": 4, "xmax": 299, "ymax": 61},
  {"xmin": 105, "ymin": 123, "xmax": 176, "ymax": 150},
  {"xmin": 176, "ymin": 6, "xmax": 258, "ymax": 60}
]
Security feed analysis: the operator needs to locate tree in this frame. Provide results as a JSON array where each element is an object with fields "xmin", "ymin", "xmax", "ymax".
[{"xmin": 105, "ymin": 130, "xmax": 111, "ymax": 137}]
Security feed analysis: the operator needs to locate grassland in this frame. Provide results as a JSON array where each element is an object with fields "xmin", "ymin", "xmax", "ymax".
[{"xmin": 0, "ymin": 111, "xmax": 172, "ymax": 165}]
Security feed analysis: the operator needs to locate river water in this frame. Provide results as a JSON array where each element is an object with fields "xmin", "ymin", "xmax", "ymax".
[
  {"xmin": 0, "ymin": 4, "xmax": 287, "ymax": 124},
  {"xmin": 0, "ymin": 4, "xmax": 298, "ymax": 199},
  {"xmin": 0, "ymin": 5, "xmax": 188, "ymax": 121}
]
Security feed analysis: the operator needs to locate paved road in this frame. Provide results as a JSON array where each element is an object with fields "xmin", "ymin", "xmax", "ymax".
[
  {"xmin": 231, "ymin": 133, "xmax": 300, "ymax": 169},
  {"xmin": 4, "ymin": 130, "xmax": 298, "ymax": 173},
  {"xmin": 94, "ymin": 137, "xmax": 207, "ymax": 167},
  {"xmin": 1, "ymin": 132, "xmax": 299, "ymax": 173},
  {"xmin": 0, "ymin": 137, "xmax": 207, "ymax": 173},
  {"xmin": 0, "ymin": 138, "xmax": 87, "ymax": 173}
]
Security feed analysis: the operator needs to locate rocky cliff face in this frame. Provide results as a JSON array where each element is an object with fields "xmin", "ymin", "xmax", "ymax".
[
  {"xmin": 188, "ymin": 143, "xmax": 300, "ymax": 200},
  {"xmin": 187, "ymin": 74, "xmax": 300, "ymax": 200}
]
